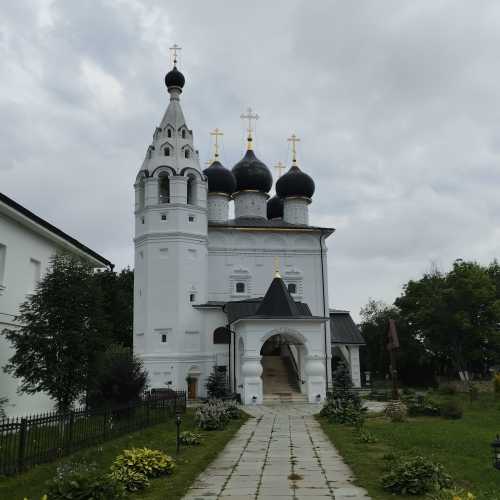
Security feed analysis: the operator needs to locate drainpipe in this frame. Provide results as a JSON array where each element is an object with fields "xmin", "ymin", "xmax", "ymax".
[{"xmin": 319, "ymin": 230, "xmax": 329, "ymax": 393}]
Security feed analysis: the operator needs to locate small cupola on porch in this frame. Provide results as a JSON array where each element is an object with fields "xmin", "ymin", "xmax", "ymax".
[{"xmin": 225, "ymin": 273, "xmax": 330, "ymax": 405}]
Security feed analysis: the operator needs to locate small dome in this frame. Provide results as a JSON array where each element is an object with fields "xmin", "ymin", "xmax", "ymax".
[
  {"xmin": 232, "ymin": 149, "xmax": 273, "ymax": 193},
  {"xmin": 276, "ymin": 165, "xmax": 315, "ymax": 199},
  {"xmin": 165, "ymin": 66, "xmax": 185, "ymax": 89},
  {"xmin": 267, "ymin": 196, "xmax": 284, "ymax": 220},
  {"xmin": 203, "ymin": 160, "xmax": 236, "ymax": 195}
]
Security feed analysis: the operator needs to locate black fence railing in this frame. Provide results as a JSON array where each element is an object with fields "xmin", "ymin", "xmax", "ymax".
[{"xmin": 0, "ymin": 390, "xmax": 186, "ymax": 476}]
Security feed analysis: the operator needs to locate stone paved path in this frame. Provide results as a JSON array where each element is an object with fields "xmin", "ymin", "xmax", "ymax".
[{"xmin": 182, "ymin": 404, "xmax": 371, "ymax": 500}]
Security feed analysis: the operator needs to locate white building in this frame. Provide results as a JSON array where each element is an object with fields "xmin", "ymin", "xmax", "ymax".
[
  {"xmin": 133, "ymin": 61, "xmax": 364, "ymax": 405},
  {"xmin": 0, "ymin": 193, "xmax": 111, "ymax": 416}
]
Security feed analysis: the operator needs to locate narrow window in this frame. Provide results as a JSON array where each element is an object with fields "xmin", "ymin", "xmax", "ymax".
[
  {"xmin": 287, "ymin": 283, "xmax": 297, "ymax": 294},
  {"xmin": 184, "ymin": 149, "xmax": 190, "ymax": 159},
  {"xmin": 141, "ymin": 216, "xmax": 145, "ymax": 224},
  {"xmin": 159, "ymin": 173, "xmax": 170, "ymax": 204},
  {"xmin": 188, "ymin": 215, "xmax": 195, "ymax": 222},
  {"xmin": 189, "ymin": 293, "xmax": 196, "ymax": 302},
  {"xmin": 182, "ymin": 129, "xmax": 186, "ymax": 139},
  {"xmin": 161, "ymin": 214, "xmax": 167, "ymax": 221},
  {"xmin": 187, "ymin": 175, "xmax": 196, "ymax": 205},
  {"xmin": 167, "ymin": 128, "xmax": 172, "ymax": 138},
  {"xmin": 164, "ymin": 147, "xmax": 170, "ymax": 156},
  {"xmin": 236, "ymin": 282, "xmax": 245, "ymax": 294},
  {"xmin": 161, "ymin": 334, "xmax": 167, "ymax": 343}
]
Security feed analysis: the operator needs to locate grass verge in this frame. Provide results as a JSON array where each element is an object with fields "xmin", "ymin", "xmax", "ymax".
[
  {"xmin": 317, "ymin": 394, "xmax": 500, "ymax": 500},
  {"xmin": 0, "ymin": 409, "xmax": 249, "ymax": 500}
]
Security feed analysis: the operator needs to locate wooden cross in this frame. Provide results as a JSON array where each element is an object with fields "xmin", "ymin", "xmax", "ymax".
[
  {"xmin": 240, "ymin": 107, "xmax": 259, "ymax": 146},
  {"xmin": 210, "ymin": 128, "xmax": 224, "ymax": 159},
  {"xmin": 287, "ymin": 134, "xmax": 300, "ymax": 164},
  {"xmin": 169, "ymin": 44, "xmax": 182, "ymax": 65},
  {"xmin": 274, "ymin": 161, "xmax": 286, "ymax": 178}
]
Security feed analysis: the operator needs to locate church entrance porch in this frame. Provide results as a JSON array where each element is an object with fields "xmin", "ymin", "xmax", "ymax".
[{"xmin": 260, "ymin": 335, "xmax": 306, "ymax": 403}]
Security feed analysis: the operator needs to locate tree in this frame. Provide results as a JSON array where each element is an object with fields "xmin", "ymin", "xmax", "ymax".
[
  {"xmin": 396, "ymin": 260, "xmax": 500, "ymax": 378},
  {"xmin": 360, "ymin": 299, "xmax": 434, "ymax": 386},
  {"xmin": 93, "ymin": 268, "xmax": 133, "ymax": 348},
  {"xmin": 205, "ymin": 369, "xmax": 229, "ymax": 399},
  {"xmin": 2, "ymin": 253, "xmax": 108, "ymax": 412},
  {"xmin": 86, "ymin": 344, "xmax": 148, "ymax": 409}
]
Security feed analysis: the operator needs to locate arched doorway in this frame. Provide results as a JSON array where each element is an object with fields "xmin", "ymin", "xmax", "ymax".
[{"xmin": 260, "ymin": 333, "xmax": 305, "ymax": 400}]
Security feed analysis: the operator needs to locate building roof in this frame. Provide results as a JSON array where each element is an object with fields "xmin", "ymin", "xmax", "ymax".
[
  {"xmin": 330, "ymin": 310, "xmax": 365, "ymax": 345},
  {"xmin": 209, "ymin": 217, "xmax": 335, "ymax": 234},
  {"xmin": 0, "ymin": 192, "xmax": 112, "ymax": 268}
]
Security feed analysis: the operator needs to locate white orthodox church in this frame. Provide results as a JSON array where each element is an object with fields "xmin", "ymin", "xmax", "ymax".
[{"xmin": 133, "ymin": 56, "xmax": 364, "ymax": 405}]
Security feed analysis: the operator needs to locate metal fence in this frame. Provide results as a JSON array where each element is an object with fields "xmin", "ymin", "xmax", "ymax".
[{"xmin": 0, "ymin": 390, "xmax": 186, "ymax": 475}]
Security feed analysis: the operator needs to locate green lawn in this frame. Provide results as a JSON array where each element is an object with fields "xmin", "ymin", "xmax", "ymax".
[
  {"xmin": 0, "ymin": 410, "xmax": 249, "ymax": 500},
  {"xmin": 318, "ymin": 394, "xmax": 500, "ymax": 500}
]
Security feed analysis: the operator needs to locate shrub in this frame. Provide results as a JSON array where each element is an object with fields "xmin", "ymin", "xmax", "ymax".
[
  {"xmin": 381, "ymin": 456, "xmax": 452, "ymax": 495},
  {"xmin": 205, "ymin": 369, "xmax": 229, "ymax": 399},
  {"xmin": 384, "ymin": 400, "xmax": 408, "ymax": 422},
  {"xmin": 86, "ymin": 344, "xmax": 148, "ymax": 409},
  {"xmin": 407, "ymin": 396, "xmax": 441, "ymax": 417},
  {"xmin": 438, "ymin": 382, "xmax": 458, "ymax": 395},
  {"xmin": 440, "ymin": 400, "xmax": 463, "ymax": 419},
  {"xmin": 179, "ymin": 431, "xmax": 202, "ymax": 445},
  {"xmin": 46, "ymin": 462, "xmax": 125, "ymax": 499},
  {"xmin": 321, "ymin": 362, "xmax": 366, "ymax": 426},
  {"xmin": 196, "ymin": 399, "xmax": 230, "ymax": 430},
  {"xmin": 110, "ymin": 448, "xmax": 175, "ymax": 491},
  {"xmin": 224, "ymin": 400, "xmax": 240, "ymax": 419}
]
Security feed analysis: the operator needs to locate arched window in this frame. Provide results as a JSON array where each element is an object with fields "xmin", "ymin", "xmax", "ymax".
[
  {"xmin": 181, "ymin": 129, "xmax": 186, "ymax": 139},
  {"xmin": 164, "ymin": 147, "xmax": 170, "ymax": 157},
  {"xmin": 167, "ymin": 128, "xmax": 172, "ymax": 138},
  {"xmin": 287, "ymin": 283, "xmax": 297, "ymax": 294},
  {"xmin": 236, "ymin": 282, "xmax": 245, "ymax": 294},
  {"xmin": 184, "ymin": 149, "xmax": 190, "ymax": 159},
  {"xmin": 159, "ymin": 173, "xmax": 170, "ymax": 204},
  {"xmin": 186, "ymin": 175, "xmax": 196, "ymax": 205}
]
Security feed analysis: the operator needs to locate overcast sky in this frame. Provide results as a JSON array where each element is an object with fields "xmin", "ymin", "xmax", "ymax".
[{"xmin": 1, "ymin": 0, "xmax": 500, "ymax": 320}]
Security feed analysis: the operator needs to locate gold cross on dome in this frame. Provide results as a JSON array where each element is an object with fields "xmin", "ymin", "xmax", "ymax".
[
  {"xmin": 240, "ymin": 107, "xmax": 259, "ymax": 149},
  {"xmin": 210, "ymin": 128, "xmax": 224, "ymax": 159},
  {"xmin": 287, "ymin": 133, "xmax": 300, "ymax": 164},
  {"xmin": 169, "ymin": 44, "xmax": 182, "ymax": 65},
  {"xmin": 274, "ymin": 161, "xmax": 286, "ymax": 178}
]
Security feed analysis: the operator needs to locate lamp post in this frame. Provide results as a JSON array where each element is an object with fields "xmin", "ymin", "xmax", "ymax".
[
  {"xmin": 492, "ymin": 434, "xmax": 500, "ymax": 470},
  {"xmin": 176, "ymin": 410, "xmax": 182, "ymax": 455}
]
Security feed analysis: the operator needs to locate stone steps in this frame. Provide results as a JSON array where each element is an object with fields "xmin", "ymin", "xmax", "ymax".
[{"xmin": 261, "ymin": 355, "xmax": 305, "ymax": 402}]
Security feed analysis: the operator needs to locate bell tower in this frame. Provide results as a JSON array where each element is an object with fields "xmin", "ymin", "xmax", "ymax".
[{"xmin": 133, "ymin": 47, "xmax": 208, "ymax": 395}]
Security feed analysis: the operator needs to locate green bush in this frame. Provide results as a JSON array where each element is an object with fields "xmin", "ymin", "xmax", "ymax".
[
  {"xmin": 440, "ymin": 400, "xmax": 463, "ymax": 419},
  {"xmin": 205, "ymin": 369, "xmax": 229, "ymax": 399},
  {"xmin": 110, "ymin": 447, "xmax": 175, "ymax": 491},
  {"xmin": 406, "ymin": 395, "xmax": 441, "ymax": 417},
  {"xmin": 179, "ymin": 431, "xmax": 202, "ymax": 445},
  {"xmin": 381, "ymin": 455, "xmax": 452, "ymax": 495},
  {"xmin": 195, "ymin": 399, "xmax": 239, "ymax": 430},
  {"xmin": 384, "ymin": 400, "xmax": 408, "ymax": 422},
  {"xmin": 46, "ymin": 462, "xmax": 125, "ymax": 499}
]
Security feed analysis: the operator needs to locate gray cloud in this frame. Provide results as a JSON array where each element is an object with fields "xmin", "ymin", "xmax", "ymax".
[{"xmin": 1, "ymin": 0, "xmax": 499, "ymax": 319}]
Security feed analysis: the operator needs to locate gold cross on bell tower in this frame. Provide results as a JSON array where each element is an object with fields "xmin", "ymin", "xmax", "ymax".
[
  {"xmin": 274, "ymin": 161, "xmax": 286, "ymax": 178},
  {"xmin": 240, "ymin": 107, "xmax": 259, "ymax": 150},
  {"xmin": 288, "ymin": 133, "xmax": 300, "ymax": 165},
  {"xmin": 210, "ymin": 128, "xmax": 224, "ymax": 160},
  {"xmin": 169, "ymin": 44, "xmax": 182, "ymax": 65}
]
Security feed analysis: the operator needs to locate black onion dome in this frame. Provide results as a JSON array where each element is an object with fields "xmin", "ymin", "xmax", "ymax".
[
  {"xmin": 232, "ymin": 149, "xmax": 273, "ymax": 193},
  {"xmin": 267, "ymin": 195, "xmax": 284, "ymax": 220},
  {"xmin": 276, "ymin": 165, "xmax": 315, "ymax": 199},
  {"xmin": 165, "ymin": 66, "xmax": 185, "ymax": 89},
  {"xmin": 203, "ymin": 160, "xmax": 236, "ymax": 195}
]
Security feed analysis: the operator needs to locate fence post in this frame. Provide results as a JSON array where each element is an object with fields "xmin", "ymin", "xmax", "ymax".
[
  {"xmin": 17, "ymin": 418, "xmax": 27, "ymax": 473},
  {"xmin": 65, "ymin": 412, "xmax": 74, "ymax": 453}
]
